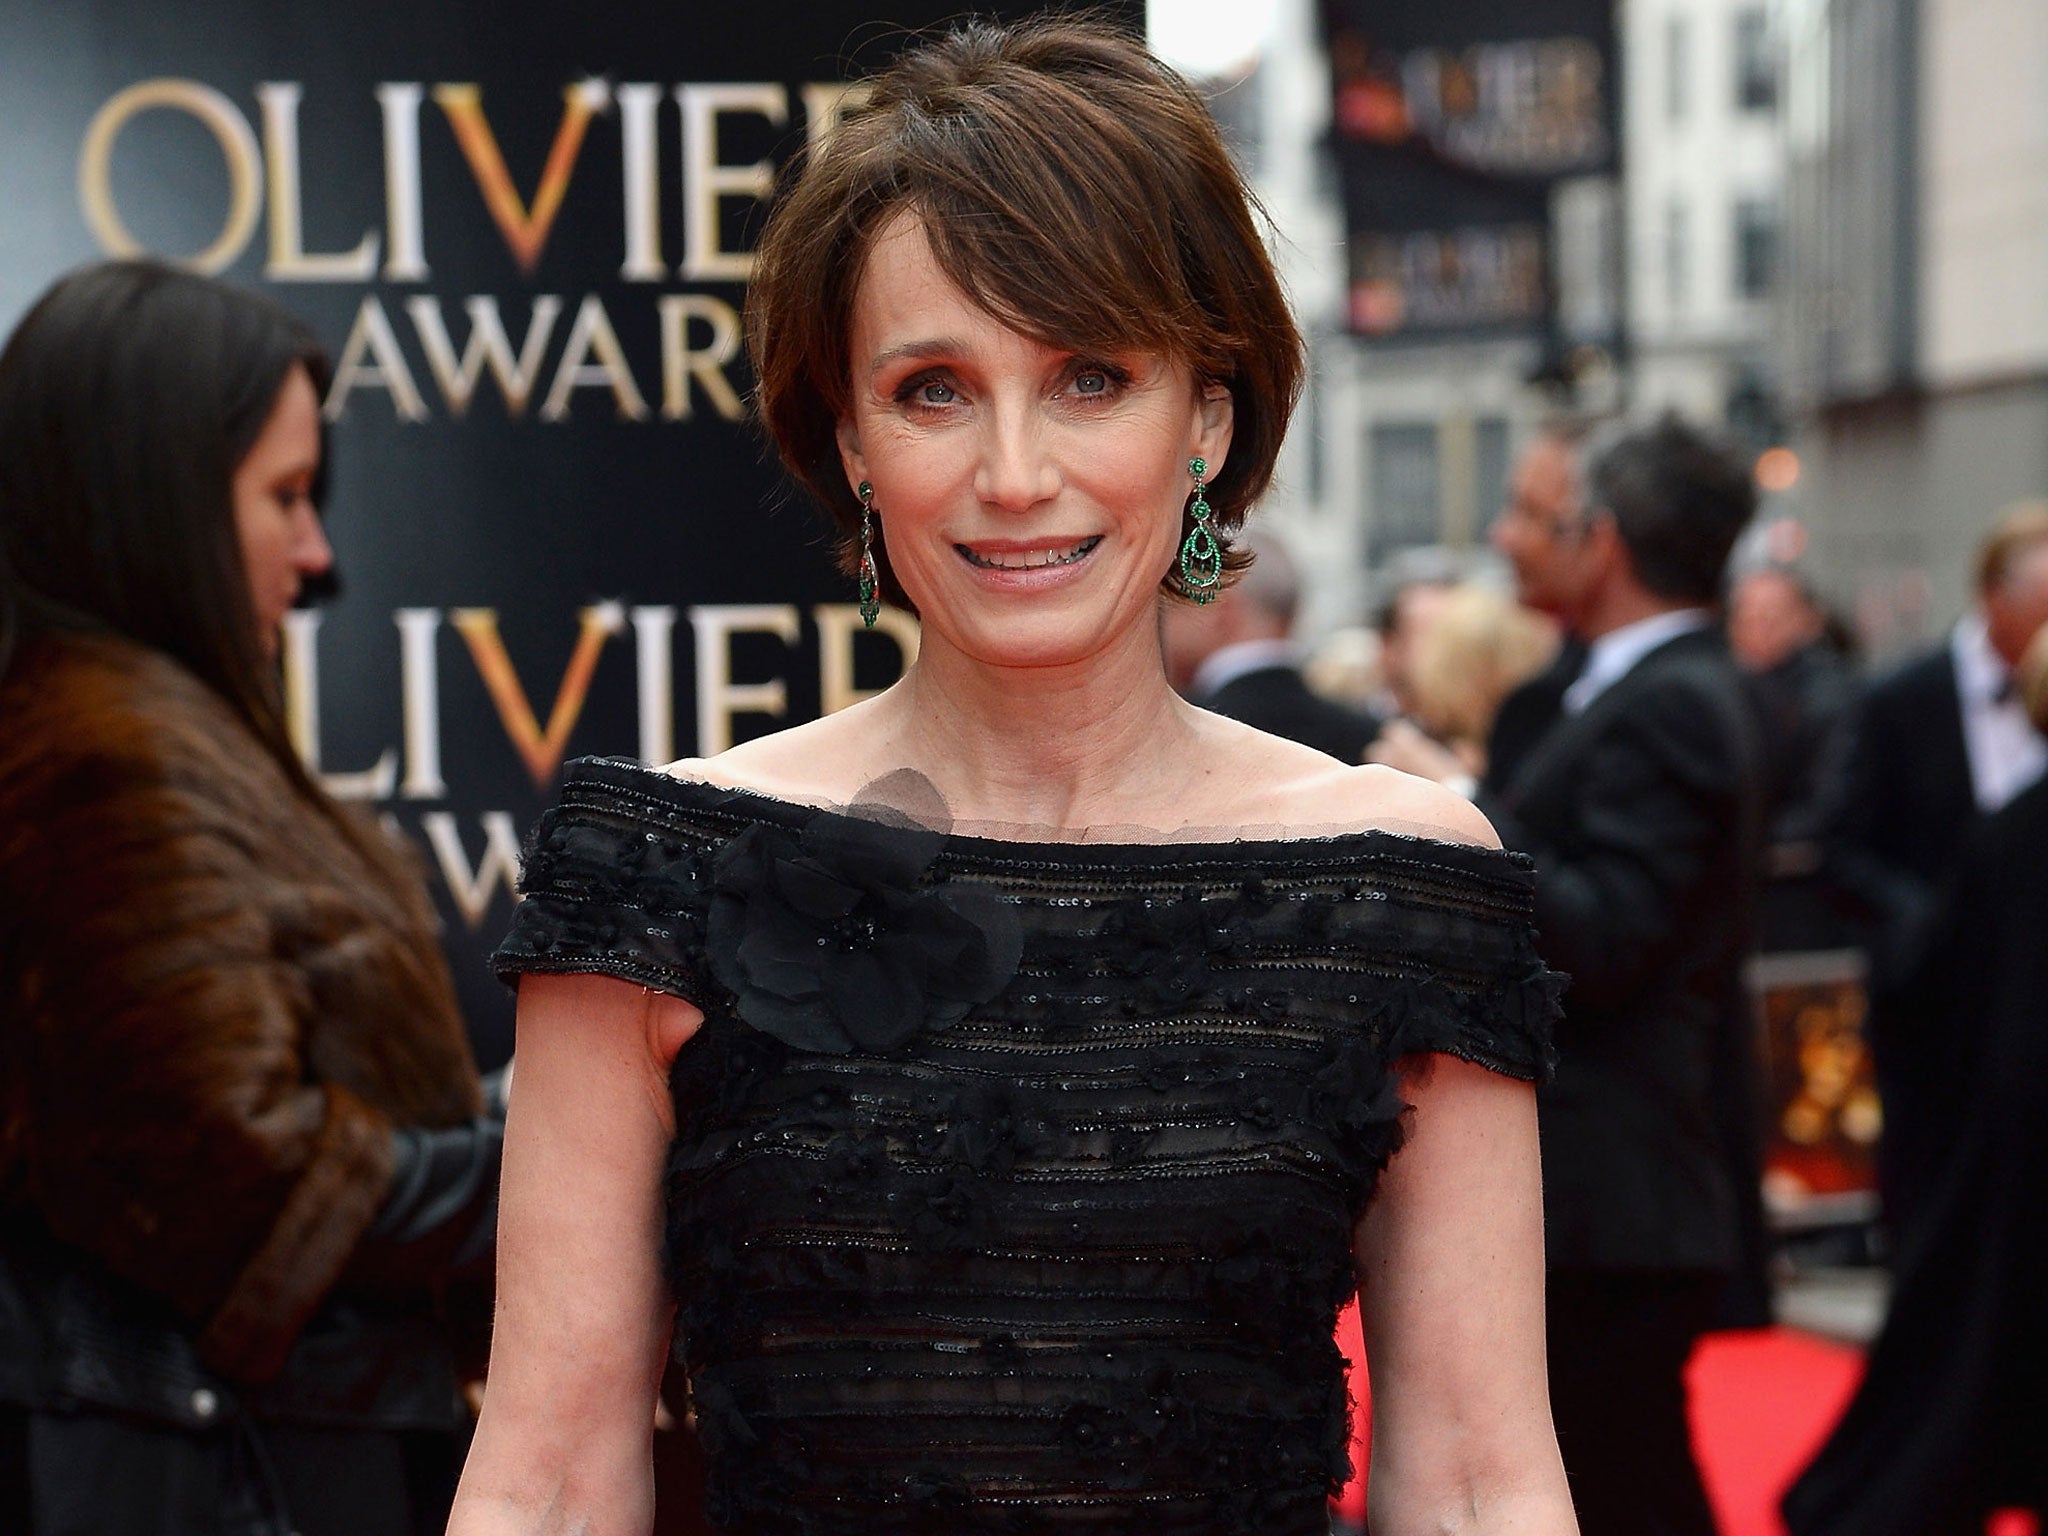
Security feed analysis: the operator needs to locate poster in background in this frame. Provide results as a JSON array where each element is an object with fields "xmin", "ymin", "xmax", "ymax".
[
  {"xmin": 1748, "ymin": 949, "xmax": 1881, "ymax": 1225},
  {"xmin": 1318, "ymin": 0, "xmax": 1619, "ymax": 344},
  {"xmin": 0, "ymin": 0, "xmax": 1138, "ymax": 1061}
]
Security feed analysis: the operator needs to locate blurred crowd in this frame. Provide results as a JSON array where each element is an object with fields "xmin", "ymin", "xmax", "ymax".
[{"xmin": 1171, "ymin": 423, "xmax": 2048, "ymax": 1536}]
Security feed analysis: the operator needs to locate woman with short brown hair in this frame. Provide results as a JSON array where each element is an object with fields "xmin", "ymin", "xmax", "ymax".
[
  {"xmin": 748, "ymin": 19, "xmax": 1302, "ymax": 608},
  {"xmin": 453, "ymin": 19, "xmax": 1574, "ymax": 1535}
]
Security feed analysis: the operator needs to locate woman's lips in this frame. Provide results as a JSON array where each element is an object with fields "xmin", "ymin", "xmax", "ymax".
[{"xmin": 955, "ymin": 535, "xmax": 1103, "ymax": 571}]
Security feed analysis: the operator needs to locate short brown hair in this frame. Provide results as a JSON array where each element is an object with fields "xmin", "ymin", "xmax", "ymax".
[
  {"xmin": 746, "ymin": 16, "xmax": 1304, "ymax": 603},
  {"xmin": 1976, "ymin": 500, "xmax": 2048, "ymax": 594}
]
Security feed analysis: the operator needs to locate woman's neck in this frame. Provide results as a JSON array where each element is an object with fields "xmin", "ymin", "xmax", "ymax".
[{"xmin": 881, "ymin": 618, "xmax": 1200, "ymax": 831}]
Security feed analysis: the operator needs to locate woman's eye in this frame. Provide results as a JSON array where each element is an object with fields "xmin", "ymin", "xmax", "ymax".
[
  {"xmin": 913, "ymin": 378, "xmax": 956, "ymax": 406},
  {"xmin": 1068, "ymin": 364, "xmax": 1125, "ymax": 398}
]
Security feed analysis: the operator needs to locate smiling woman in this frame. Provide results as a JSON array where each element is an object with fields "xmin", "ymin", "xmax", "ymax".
[
  {"xmin": 454, "ymin": 18, "xmax": 1577, "ymax": 1536},
  {"xmin": 745, "ymin": 18, "xmax": 1301, "ymax": 618},
  {"xmin": 823, "ymin": 209, "xmax": 1234, "ymax": 672}
]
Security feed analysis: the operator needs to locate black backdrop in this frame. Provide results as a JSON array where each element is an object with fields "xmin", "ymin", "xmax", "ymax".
[{"xmin": 0, "ymin": 0, "xmax": 1140, "ymax": 1062}]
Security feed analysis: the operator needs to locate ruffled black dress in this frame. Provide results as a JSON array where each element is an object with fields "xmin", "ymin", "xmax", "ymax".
[{"xmin": 495, "ymin": 758, "xmax": 1560, "ymax": 1535}]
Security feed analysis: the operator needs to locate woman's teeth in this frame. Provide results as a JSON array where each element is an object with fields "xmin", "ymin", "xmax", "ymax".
[{"xmin": 959, "ymin": 536, "xmax": 1102, "ymax": 570}]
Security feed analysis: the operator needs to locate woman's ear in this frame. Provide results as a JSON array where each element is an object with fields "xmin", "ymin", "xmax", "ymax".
[
  {"xmin": 1194, "ymin": 382, "xmax": 1234, "ymax": 480},
  {"xmin": 835, "ymin": 418, "xmax": 869, "ymax": 498}
]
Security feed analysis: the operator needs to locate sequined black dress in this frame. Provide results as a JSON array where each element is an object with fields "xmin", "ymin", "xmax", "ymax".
[{"xmin": 494, "ymin": 758, "xmax": 1559, "ymax": 1535}]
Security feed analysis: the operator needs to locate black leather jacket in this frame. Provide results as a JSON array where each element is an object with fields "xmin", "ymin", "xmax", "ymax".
[
  {"xmin": 0, "ymin": 1107, "xmax": 501, "ymax": 1533},
  {"xmin": 0, "ymin": 1217, "xmax": 475, "ymax": 1432}
]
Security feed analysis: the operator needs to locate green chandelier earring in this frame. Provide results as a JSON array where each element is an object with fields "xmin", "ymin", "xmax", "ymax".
[
  {"xmin": 856, "ymin": 481, "xmax": 880, "ymax": 628},
  {"xmin": 1178, "ymin": 457, "xmax": 1221, "ymax": 604}
]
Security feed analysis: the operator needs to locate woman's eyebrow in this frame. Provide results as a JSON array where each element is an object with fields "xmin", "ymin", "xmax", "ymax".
[{"xmin": 868, "ymin": 338, "xmax": 965, "ymax": 377}]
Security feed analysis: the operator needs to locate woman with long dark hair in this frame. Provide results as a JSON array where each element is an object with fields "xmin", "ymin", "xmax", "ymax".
[{"xmin": 0, "ymin": 261, "xmax": 498, "ymax": 1536}]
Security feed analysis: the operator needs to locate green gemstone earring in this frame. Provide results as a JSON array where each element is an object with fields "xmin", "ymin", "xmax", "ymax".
[
  {"xmin": 856, "ymin": 481, "xmax": 880, "ymax": 629},
  {"xmin": 1178, "ymin": 456, "xmax": 1221, "ymax": 604}
]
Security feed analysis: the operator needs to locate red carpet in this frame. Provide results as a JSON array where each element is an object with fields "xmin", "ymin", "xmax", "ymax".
[
  {"xmin": 1685, "ymin": 1327, "xmax": 1862, "ymax": 1536},
  {"xmin": 1331, "ymin": 1309, "xmax": 1884, "ymax": 1536}
]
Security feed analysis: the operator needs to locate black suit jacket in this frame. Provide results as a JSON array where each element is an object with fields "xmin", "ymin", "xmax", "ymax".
[
  {"xmin": 1825, "ymin": 642, "xmax": 1974, "ymax": 970},
  {"xmin": 1483, "ymin": 640, "xmax": 1584, "ymax": 796},
  {"xmin": 1824, "ymin": 641, "xmax": 1981, "ymax": 1241},
  {"xmin": 1482, "ymin": 628, "xmax": 1765, "ymax": 1271},
  {"xmin": 1200, "ymin": 665, "xmax": 1381, "ymax": 764}
]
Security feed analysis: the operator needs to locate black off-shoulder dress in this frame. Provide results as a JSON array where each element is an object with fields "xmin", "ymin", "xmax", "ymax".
[{"xmin": 495, "ymin": 758, "xmax": 1560, "ymax": 1536}]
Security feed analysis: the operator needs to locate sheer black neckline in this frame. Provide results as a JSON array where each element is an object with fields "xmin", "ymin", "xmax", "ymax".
[{"xmin": 564, "ymin": 754, "xmax": 1529, "ymax": 874}]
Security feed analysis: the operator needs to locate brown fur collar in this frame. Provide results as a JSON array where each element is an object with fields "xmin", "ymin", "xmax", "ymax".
[{"xmin": 0, "ymin": 630, "xmax": 480, "ymax": 1379}]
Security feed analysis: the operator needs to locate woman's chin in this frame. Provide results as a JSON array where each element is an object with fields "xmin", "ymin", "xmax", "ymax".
[{"xmin": 927, "ymin": 602, "xmax": 1144, "ymax": 675}]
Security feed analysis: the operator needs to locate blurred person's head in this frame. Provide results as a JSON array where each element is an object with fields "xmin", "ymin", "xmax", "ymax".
[
  {"xmin": 2020, "ymin": 625, "xmax": 2048, "ymax": 734},
  {"xmin": 1375, "ymin": 581, "xmax": 1454, "ymax": 718},
  {"xmin": 1516, "ymin": 415, "xmax": 1753, "ymax": 639},
  {"xmin": 1370, "ymin": 546, "xmax": 1463, "ymax": 717},
  {"xmin": 1406, "ymin": 582, "xmax": 1560, "ymax": 759},
  {"xmin": 747, "ymin": 16, "xmax": 1303, "ymax": 630},
  {"xmin": 1491, "ymin": 424, "xmax": 1595, "ymax": 619},
  {"xmin": 0, "ymin": 261, "xmax": 331, "ymax": 748},
  {"xmin": 1729, "ymin": 565, "xmax": 1827, "ymax": 672},
  {"xmin": 1161, "ymin": 526, "xmax": 1300, "ymax": 692},
  {"xmin": 1975, "ymin": 501, "xmax": 2048, "ymax": 671}
]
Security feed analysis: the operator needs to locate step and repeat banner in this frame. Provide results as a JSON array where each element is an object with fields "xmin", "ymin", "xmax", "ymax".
[
  {"xmin": 0, "ymin": 1, "xmax": 1135, "ymax": 1061},
  {"xmin": 1319, "ymin": 0, "xmax": 1619, "ymax": 347}
]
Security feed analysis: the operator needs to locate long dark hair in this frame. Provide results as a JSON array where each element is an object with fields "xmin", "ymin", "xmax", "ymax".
[{"xmin": 0, "ymin": 260, "xmax": 330, "ymax": 781}]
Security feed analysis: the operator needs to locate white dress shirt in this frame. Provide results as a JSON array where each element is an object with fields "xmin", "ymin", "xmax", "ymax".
[
  {"xmin": 1952, "ymin": 614, "xmax": 2048, "ymax": 813},
  {"xmin": 1190, "ymin": 638, "xmax": 1302, "ymax": 701},
  {"xmin": 1561, "ymin": 608, "xmax": 1715, "ymax": 716}
]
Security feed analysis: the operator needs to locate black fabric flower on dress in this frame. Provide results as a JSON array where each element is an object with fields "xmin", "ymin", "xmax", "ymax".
[{"xmin": 704, "ymin": 814, "xmax": 1023, "ymax": 1055}]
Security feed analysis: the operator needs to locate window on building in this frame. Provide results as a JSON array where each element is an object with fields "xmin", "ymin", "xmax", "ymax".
[
  {"xmin": 1734, "ymin": 197, "xmax": 1778, "ymax": 298},
  {"xmin": 1734, "ymin": 9, "xmax": 1776, "ymax": 110},
  {"xmin": 1665, "ymin": 197, "xmax": 1690, "ymax": 313},
  {"xmin": 1367, "ymin": 422, "xmax": 1440, "ymax": 564},
  {"xmin": 1475, "ymin": 419, "xmax": 1510, "ymax": 536},
  {"xmin": 1666, "ymin": 15, "xmax": 1691, "ymax": 123}
]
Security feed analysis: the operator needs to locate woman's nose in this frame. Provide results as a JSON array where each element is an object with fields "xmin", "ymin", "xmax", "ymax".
[
  {"xmin": 973, "ymin": 409, "xmax": 1060, "ymax": 512},
  {"xmin": 296, "ymin": 507, "xmax": 335, "ymax": 575}
]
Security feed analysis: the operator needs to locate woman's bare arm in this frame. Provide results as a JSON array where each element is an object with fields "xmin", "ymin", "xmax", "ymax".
[
  {"xmin": 1354, "ymin": 1055, "xmax": 1578, "ymax": 1535},
  {"xmin": 447, "ymin": 973, "xmax": 699, "ymax": 1536}
]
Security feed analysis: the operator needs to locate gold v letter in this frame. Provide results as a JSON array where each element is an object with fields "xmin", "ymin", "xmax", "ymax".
[
  {"xmin": 451, "ymin": 603, "xmax": 625, "ymax": 788},
  {"xmin": 433, "ymin": 81, "xmax": 608, "ymax": 275}
]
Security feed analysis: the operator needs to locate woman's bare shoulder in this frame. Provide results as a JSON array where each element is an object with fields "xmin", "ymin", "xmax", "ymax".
[
  {"xmin": 657, "ymin": 697, "xmax": 892, "ymax": 804},
  {"xmin": 1302, "ymin": 761, "xmax": 1500, "ymax": 848},
  {"xmin": 1185, "ymin": 707, "xmax": 1498, "ymax": 848}
]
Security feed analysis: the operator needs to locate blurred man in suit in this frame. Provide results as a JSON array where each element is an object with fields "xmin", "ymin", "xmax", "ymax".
[
  {"xmin": 1729, "ymin": 560, "xmax": 1855, "ymax": 853},
  {"xmin": 1477, "ymin": 430, "xmax": 1591, "ymax": 791},
  {"xmin": 1828, "ymin": 502, "xmax": 2048, "ymax": 1246},
  {"xmin": 1728, "ymin": 561, "xmax": 1859, "ymax": 961},
  {"xmin": 1162, "ymin": 527, "xmax": 1381, "ymax": 763},
  {"xmin": 1375, "ymin": 416, "xmax": 1764, "ymax": 1536}
]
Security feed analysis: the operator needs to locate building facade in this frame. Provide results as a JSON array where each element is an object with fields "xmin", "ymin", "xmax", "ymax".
[
  {"xmin": 1779, "ymin": 0, "xmax": 2048, "ymax": 654},
  {"xmin": 1624, "ymin": 0, "xmax": 1786, "ymax": 433}
]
